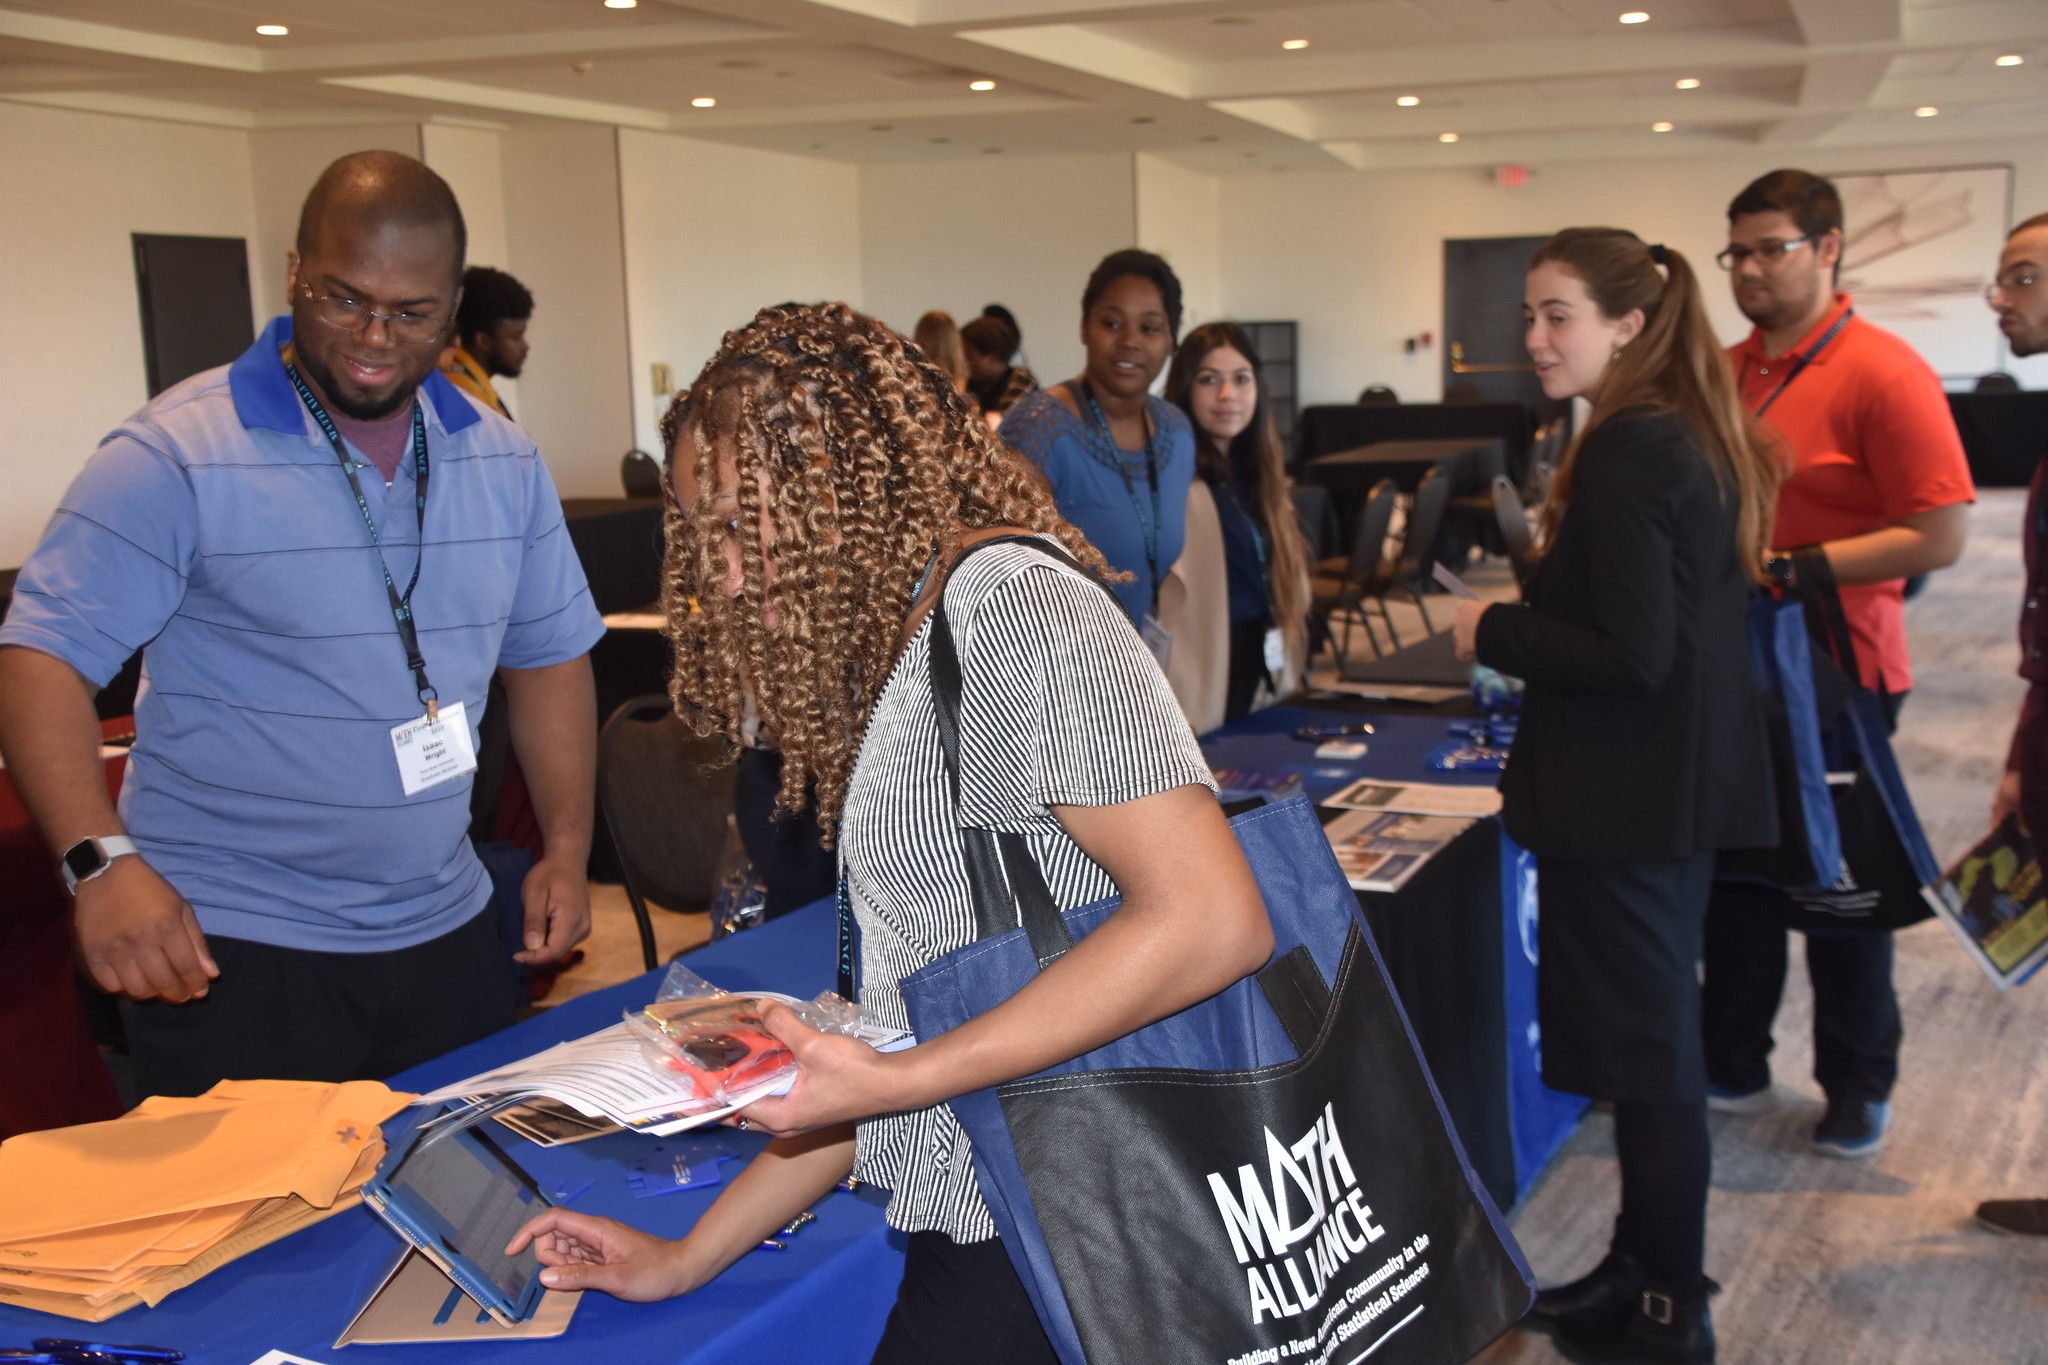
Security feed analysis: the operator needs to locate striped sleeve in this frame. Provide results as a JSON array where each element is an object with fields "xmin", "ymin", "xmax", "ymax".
[{"xmin": 951, "ymin": 552, "xmax": 1213, "ymax": 836}]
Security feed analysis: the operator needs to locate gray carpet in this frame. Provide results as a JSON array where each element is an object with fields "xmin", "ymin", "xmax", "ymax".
[{"xmin": 1476, "ymin": 490, "xmax": 2048, "ymax": 1365}]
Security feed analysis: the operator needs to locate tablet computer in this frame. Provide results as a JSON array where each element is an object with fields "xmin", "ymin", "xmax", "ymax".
[{"xmin": 361, "ymin": 1110, "xmax": 556, "ymax": 1326}]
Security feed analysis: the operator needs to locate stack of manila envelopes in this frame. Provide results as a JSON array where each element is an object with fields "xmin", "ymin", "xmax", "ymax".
[{"xmin": 0, "ymin": 1078, "xmax": 411, "ymax": 1321}]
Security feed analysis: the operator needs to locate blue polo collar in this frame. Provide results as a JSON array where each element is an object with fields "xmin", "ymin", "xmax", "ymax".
[{"xmin": 230, "ymin": 315, "xmax": 482, "ymax": 437}]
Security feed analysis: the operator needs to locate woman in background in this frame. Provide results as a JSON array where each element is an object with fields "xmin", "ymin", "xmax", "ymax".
[
  {"xmin": 1451, "ymin": 229, "xmax": 1780, "ymax": 1364},
  {"xmin": 998, "ymin": 250, "xmax": 1194, "ymax": 637},
  {"xmin": 912, "ymin": 310, "xmax": 971, "ymax": 401},
  {"xmin": 962, "ymin": 306, "xmax": 1036, "ymax": 423},
  {"xmin": 1163, "ymin": 322, "xmax": 1311, "ymax": 724}
]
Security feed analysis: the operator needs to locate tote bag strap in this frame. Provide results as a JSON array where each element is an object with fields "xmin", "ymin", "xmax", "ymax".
[
  {"xmin": 1789, "ymin": 545, "xmax": 1866, "ymax": 695},
  {"xmin": 929, "ymin": 534, "xmax": 1123, "ymax": 961}
]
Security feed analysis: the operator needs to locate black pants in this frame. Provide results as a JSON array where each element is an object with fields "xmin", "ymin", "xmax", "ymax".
[
  {"xmin": 1700, "ymin": 691, "xmax": 1907, "ymax": 1104},
  {"xmin": 1224, "ymin": 619, "xmax": 1269, "ymax": 724},
  {"xmin": 735, "ymin": 746, "xmax": 838, "ymax": 919},
  {"xmin": 118, "ymin": 907, "xmax": 510, "ymax": 1099},
  {"xmin": 870, "ymin": 1233, "xmax": 1058, "ymax": 1365}
]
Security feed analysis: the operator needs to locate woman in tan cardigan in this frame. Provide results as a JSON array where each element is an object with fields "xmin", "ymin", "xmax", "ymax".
[{"xmin": 1160, "ymin": 323, "xmax": 1311, "ymax": 729}]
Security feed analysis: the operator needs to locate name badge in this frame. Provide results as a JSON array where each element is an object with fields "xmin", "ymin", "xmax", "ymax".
[
  {"xmin": 1140, "ymin": 613, "xmax": 1173, "ymax": 668},
  {"xmin": 1263, "ymin": 627, "xmax": 1288, "ymax": 676},
  {"xmin": 390, "ymin": 699, "xmax": 478, "ymax": 797}
]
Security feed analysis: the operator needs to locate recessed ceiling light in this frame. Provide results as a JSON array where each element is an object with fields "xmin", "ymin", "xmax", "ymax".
[
  {"xmin": 690, "ymin": 96, "xmax": 716, "ymax": 108},
  {"xmin": 1915, "ymin": 105, "xmax": 1939, "ymax": 117},
  {"xmin": 1281, "ymin": 38, "xmax": 1310, "ymax": 50},
  {"xmin": 254, "ymin": 24, "xmax": 289, "ymax": 36},
  {"xmin": 1396, "ymin": 95, "xmax": 1420, "ymax": 107},
  {"xmin": 1651, "ymin": 121, "xmax": 1674, "ymax": 132},
  {"xmin": 1619, "ymin": 11, "xmax": 1650, "ymax": 24},
  {"xmin": 1995, "ymin": 54, "xmax": 2023, "ymax": 67},
  {"xmin": 1675, "ymin": 77, "xmax": 1701, "ymax": 89},
  {"xmin": 1439, "ymin": 132, "xmax": 1460, "ymax": 143},
  {"xmin": 969, "ymin": 79, "xmax": 997, "ymax": 91},
  {"xmin": 604, "ymin": 0, "xmax": 637, "ymax": 8},
  {"xmin": 571, "ymin": 59, "xmax": 595, "ymax": 74}
]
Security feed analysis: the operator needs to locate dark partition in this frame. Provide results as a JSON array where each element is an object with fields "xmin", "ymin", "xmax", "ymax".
[
  {"xmin": 1297, "ymin": 400, "xmax": 1536, "ymax": 483},
  {"xmin": 133, "ymin": 234, "xmax": 254, "ymax": 397},
  {"xmin": 1948, "ymin": 390, "xmax": 2048, "ymax": 488}
]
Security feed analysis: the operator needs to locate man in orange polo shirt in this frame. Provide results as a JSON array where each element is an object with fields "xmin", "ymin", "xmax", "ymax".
[{"xmin": 1701, "ymin": 169, "xmax": 1974, "ymax": 1158}]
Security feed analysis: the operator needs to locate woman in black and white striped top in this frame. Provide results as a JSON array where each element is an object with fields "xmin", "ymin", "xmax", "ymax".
[{"xmin": 509, "ymin": 303, "xmax": 1272, "ymax": 1362}]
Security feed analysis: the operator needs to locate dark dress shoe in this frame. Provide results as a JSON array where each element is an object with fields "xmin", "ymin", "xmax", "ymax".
[
  {"xmin": 1554, "ymin": 1278, "xmax": 1716, "ymax": 1364},
  {"xmin": 1528, "ymin": 1246, "xmax": 1643, "ymax": 1329}
]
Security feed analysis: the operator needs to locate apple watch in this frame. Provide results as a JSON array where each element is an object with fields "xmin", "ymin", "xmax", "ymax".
[{"xmin": 60, "ymin": 834, "xmax": 139, "ymax": 894}]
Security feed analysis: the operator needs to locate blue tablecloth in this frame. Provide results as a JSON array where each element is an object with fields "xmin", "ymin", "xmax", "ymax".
[
  {"xmin": 1206, "ymin": 704, "xmax": 1586, "ymax": 1206},
  {"xmin": 0, "ymin": 908, "xmax": 904, "ymax": 1364}
]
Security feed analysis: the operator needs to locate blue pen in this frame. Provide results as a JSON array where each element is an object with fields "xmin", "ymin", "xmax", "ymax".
[{"xmin": 32, "ymin": 1341, "xmax": 184, "ymax": 1363}]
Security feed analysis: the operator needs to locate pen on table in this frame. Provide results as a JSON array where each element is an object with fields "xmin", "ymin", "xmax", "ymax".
[{"xmin": 1432, "ymin": 562, "xmax": 1479, "ymax": 601}]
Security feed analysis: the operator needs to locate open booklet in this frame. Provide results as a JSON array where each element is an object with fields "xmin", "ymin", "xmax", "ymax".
[
  {"xmin": 1922, "ymin": 815, "xmax": 2048, "ymax": 990},
  {"xmin": 417, "ymin": 990, "xmax": 912, "ymax": 1137},
  {"xmin": 1323, "ymin": 777, "xmax": 1503, "ymax": 818},
  {"xmin": 1322, "ymin": 808, "xmax": 1476, "ymax": 893}
]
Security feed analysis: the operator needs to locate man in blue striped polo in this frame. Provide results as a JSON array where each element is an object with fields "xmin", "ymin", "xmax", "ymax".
[{"xmin": 0, "ymin": 152, "xmax": 605, "ymax": 1098}]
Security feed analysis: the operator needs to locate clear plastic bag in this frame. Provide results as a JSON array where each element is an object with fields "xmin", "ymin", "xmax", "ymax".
[
  {"xmin": 708, "ymin": 814, "xmax": 769, "ymax": 940},
  {"xmin": 620, "ymin": 963, "xmax": 882, "ymax": 1120}
]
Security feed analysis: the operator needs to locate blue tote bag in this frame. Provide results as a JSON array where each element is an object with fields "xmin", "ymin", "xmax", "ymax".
[
  {"xmin": 1717, "ymin": 594, "xmax": 1844, "ymax": 891},
  {"xmin": 894, "ymin": 538, "xmax": 1532, "ymax": 1365}
]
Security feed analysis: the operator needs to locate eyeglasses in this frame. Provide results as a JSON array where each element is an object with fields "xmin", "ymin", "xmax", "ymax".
[
  {"xmin": 1715, "ymin": 237, "xmax": 1811, "ymax": 271},
  {"xmin": 298, "ymin": 284, "xmax": 448, "ymax": 344},
  {"xmin": 1986, "ymin": 268, "xmax": 2042, "ymax": 302}
]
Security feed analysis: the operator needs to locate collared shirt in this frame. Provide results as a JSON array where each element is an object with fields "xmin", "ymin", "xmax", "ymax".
[
  {"xmin": 997, "ymin": 387, "xmax": 1195, "ymax": 624},
  {"xmin": 1728, "ymin": 293, "xmax": 1975, "ymax": 692},
  {"xmin": 0, "ymin": 317, "xmax": 604, "ymax": 953},
  {"xmin": 440, "ymin": 345, "xmax": 511, "ymax": 420}
]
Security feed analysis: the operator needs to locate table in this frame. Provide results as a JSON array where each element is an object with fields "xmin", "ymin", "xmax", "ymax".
[
  {"xmin": 1303, "ymin": 438, "xmax": 1505, "ymax": 548},
  {"xmin": 563, "ymin": 497, "xmax": 665, "ymax": 616},
  {"xmin": 1202, "ymin": 704, "xmax": 1586, "ymax": 1212},
  {"xmin": 0, "ymin": 734, "xmax": 128, "ymax": 1141},
  {"xmin": 0, "ymin": 909, "xmax": 906, "ymax": 1364}
]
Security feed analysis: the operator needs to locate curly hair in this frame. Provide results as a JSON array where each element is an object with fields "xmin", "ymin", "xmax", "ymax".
[{"xmin": 660, "ymin": 301, "xmax": 1112, "ymax": 833}]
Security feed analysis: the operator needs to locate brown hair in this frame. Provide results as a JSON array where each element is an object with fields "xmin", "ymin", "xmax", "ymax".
[
  {"xmin": 1528, "ymin": 228, "xmax": 1781, "ymax": 579},
  {"xmin": 661, "ymin": 302, "xmax": 1108, "ymax": 830},
  {"xmin": 912, "ymin": 310, "xmax": 968, "ymax": 391},
  {"xmin": 1164, "ymin": 322, "xmax": 1311, "ymax": 658}
]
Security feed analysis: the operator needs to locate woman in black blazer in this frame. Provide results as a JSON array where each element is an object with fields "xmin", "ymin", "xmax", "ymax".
[{"xmin": 1452, "ymin": 229, "xmax": 1780, "ymax": 1365}]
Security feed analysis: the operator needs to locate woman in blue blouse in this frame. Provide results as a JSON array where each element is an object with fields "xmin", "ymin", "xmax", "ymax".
[{"xmin": 998, "ymin": 250, "xmax": 1195, "ymax": 640}]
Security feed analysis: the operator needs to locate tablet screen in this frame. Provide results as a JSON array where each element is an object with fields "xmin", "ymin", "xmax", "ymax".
[{"xmin": 385, "ymin": 1124, "xmax": 547, "ymax": 1307}]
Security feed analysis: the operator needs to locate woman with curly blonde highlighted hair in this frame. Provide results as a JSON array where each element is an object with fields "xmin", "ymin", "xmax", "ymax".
[{"xmin": 510, "ymin": 302, "xmax": 1272, "ymax": 1361}]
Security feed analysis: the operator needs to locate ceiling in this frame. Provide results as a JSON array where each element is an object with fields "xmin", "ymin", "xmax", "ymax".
[{"xmin": 0, "ymin": 0, "xmax": 2043, "ymax": 175}]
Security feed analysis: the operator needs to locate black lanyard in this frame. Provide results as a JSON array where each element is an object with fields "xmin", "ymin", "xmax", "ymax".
[
  {"xmin": 1751, "ymin": 308, "xmax": 1853, "ymax": 418},
  {"xmin": 1075, "ymin": 381, "xmax": 1163, "ymax": 608},
  {"xmin": 286, "ymin": 363, "xmax": 439, "ymax": 719}
]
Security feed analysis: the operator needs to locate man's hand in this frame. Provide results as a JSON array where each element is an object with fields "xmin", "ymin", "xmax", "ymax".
[
  {"xmin": 515, "ymin": 853, "xmax": 590, "ymax": 965},
  {"xmin": 507, "ymin": 1209, "xmax": 690, "ymax": 1301},
  {"xmin": 1993, "ymin": 770, "xmax": 2026, "ymax": 836},
  {"xmin": 74, "ymin": 857, "xmax": 219, "ymax": 1002}
]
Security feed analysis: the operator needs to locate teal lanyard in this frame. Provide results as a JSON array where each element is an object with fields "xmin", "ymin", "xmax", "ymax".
[
  {"xmin": 286, "ymin": 364, "xmax": 438, "ymax": 716},
  {"xmin": 1075, "ymin": 381, "xmax": 1163, "ymax": 606}
]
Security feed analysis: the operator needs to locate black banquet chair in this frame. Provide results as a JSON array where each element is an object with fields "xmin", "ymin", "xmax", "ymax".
[
  {"xmin": 1491, "ymin": 474, "xmax": 1535, "ymax": 592},
  {"xmin": 621, "ymin": 448, "xmax": 663, "ymax": 498},
  {"xmin": 1356, "ymin": 384, "xmax": 1400, "ymax": 405},
  {"xmin": 1309, "ymin": 478, "xmax": 1400, "ymax": 663},
  {"xmin": 597, "ymin": 694, "xmax": 738, "ymax": 971},
  {"xmin": 1363, "ymin": 464, "xmax": 1453, "ymax": 646}
]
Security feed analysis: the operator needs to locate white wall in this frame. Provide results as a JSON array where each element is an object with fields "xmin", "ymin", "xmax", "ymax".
[
  {"xmin": 246, "ymin": 124, "xmax": 423, "ymax": 321},
  {"xmin": 420, "ymin": 123, "xmax": 515, "ymax": 412},
  {"xmin": 859, "ymin": 154, "xmax": 1138, "ymax": 390},
  {"xmin": 1217, "ymin": 138, "xmax": 2048, "ymax": 407},
  {"xmin": 500, "ymin": 124, "xmax": 635, "ymax": 496},
  {"xmin": 0, "ymin": 103, "xmax": 259, "ymax": 565},
  {"xmin": 617, "ymin": 129, "xmax": 864, "ymax": 456},
  {"xmin": 1135, "ymin": 153, "xmax": 1221, "ymax": 335}
]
